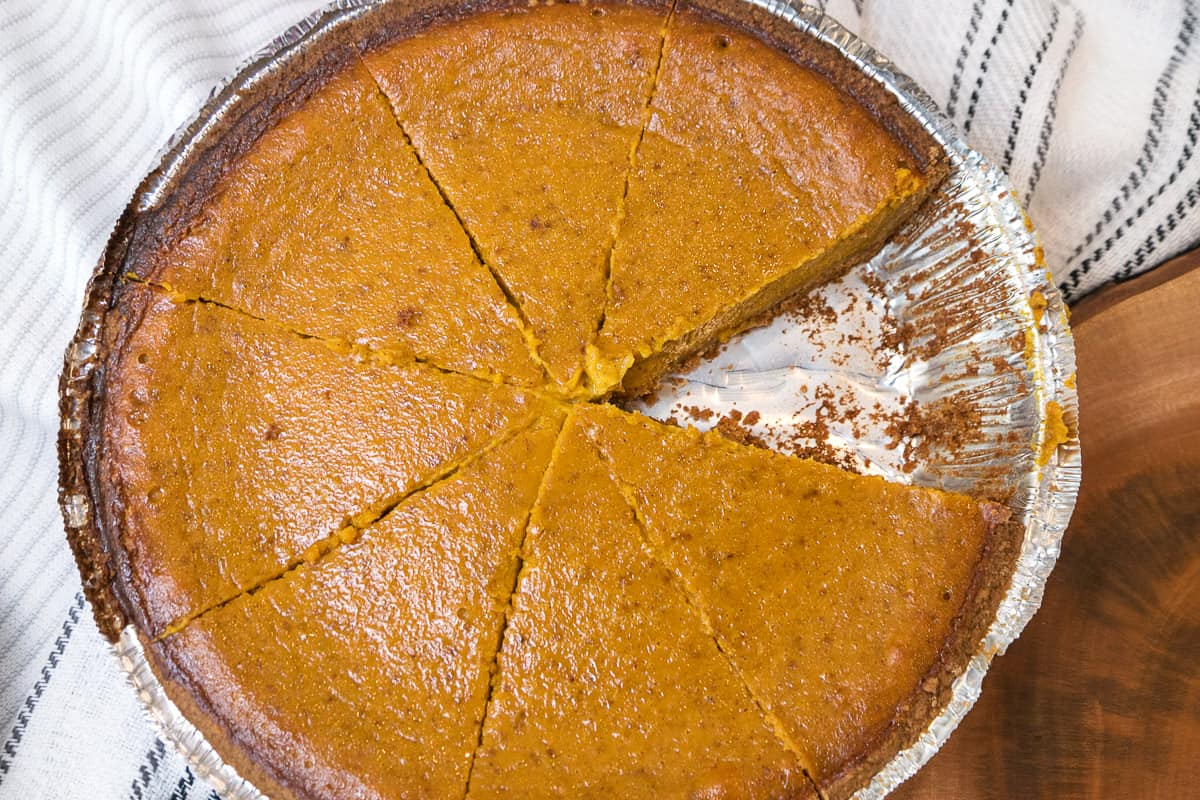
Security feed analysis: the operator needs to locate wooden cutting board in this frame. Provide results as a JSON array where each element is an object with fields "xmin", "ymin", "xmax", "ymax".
[{"xmin": 896, "ymin": 250, "xmax": 1200, "ymax": 798}]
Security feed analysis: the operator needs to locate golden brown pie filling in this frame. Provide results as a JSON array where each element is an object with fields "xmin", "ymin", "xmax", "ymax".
[{"xmin": 63, "ymin": 3, "xmax": 1020, "ymax": 799}]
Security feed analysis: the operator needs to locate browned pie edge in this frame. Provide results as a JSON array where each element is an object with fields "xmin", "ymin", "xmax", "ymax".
[
  {"xmin": 55, "ymin": 2, "xmax": 994, "ymax": 799},
  {"xmin": 680, "ymin": 0, "xmax": 945, "ymax": 175},
  {"xmin": 819, "ymin": 506, "xmax": 1022, "ymax": 800},
  {"xmin": 137, "ymin": 628, "xmax": 312, "ymax": 800}
]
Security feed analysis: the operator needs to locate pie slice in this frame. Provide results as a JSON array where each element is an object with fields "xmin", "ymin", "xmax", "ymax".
[
  {"xmin": 467, "ymin": 411, "xmax": 812, "ymax": 799},
  {"xmin": 577, "ymin": 404, "xmax": 1013, "ymax": 798},
  {"xmin": 128, "ymin": 59, "xmax": 541, "ymax": 385},
  {"xmin": 364, "ymin": 3, "xmax": 668, "ymax": 392},
  {"xmin": 585, "ymin": 4, "xmax": 946, "ymax": 396},
  {"xmin": 150, "ymin": 413, "xmax": 563, "ymax": 800},
  {"xmin": 96, "ymin": 286, "xmax": 557, "ymax": 636}
]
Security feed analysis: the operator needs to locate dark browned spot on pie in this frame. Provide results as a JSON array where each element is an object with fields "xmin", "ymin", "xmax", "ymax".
[
  {"xmin": 396, "ymin": 308, "xmax": 423, "ymax": 328},
  {"xmin": 263, "ymin": 423, "xmax": 282, "ymax": 441},
  {"xmin": 715, "ymin": 34, "xmax": 731, "ymax": 49}
]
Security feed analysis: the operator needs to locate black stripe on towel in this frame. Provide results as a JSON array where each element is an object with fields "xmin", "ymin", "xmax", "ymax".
[
  {"xmin": 1064, "ymin": 0, "xmax": 1197, "ymax": 265},
  {"xmin": 1118, "ymin": 182, "xmax": 1200, "ymax": 280},
  {"xmin": 947, "ymin": 0, "xmax": 988, "ymax": 120},
  {"xmin": 1066, "ymin": 81, "xmax": 1200, "ymax": 294},
  {"xmin": 128, "ymin": 738, "xmax": 168, "ymax": 800},
  {"xmin": 962, "ymin": 0, "xmax": 1015, "ymax": 135},
  {"xmin": 167, "ymin": 769, "xmax": 195, "ymax": 800},
  {"xmin": 1000, "ymin": 4, "xmax": 1061, "ymax": 172},
  {"xmin": 1025, "ymin": 10, "xmax": 1084, "ymax": 203},
  {"xmin": 0, "ymin": 593, "xmax": 85, "ymax": 783}
]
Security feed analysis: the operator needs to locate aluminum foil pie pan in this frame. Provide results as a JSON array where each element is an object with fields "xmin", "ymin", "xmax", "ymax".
[{"xmin": 60, "ymin": 0, "xmax": 1081, "ymax": 796}]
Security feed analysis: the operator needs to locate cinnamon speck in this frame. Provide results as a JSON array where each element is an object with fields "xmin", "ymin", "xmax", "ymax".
[
  {"xmin": 714, "ymin": 415, "xmax": 768, "ymax": 449},
  {"xmin": 396, "ymin": 308, "xmax": 423, "ymax": 328},
  {"xmin": 884, "ymin": 395, "xmax": 983, "ymax": 473}
]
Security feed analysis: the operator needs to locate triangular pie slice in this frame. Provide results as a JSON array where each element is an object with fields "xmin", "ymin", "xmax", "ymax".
[
  {"xmin": 467, "ymin": 411, "xmax": 813, "ymax": 799},
  {"xmin": 585, "ymin": 5, "xmax": 947, "ymax": 395},
  {"xmin": 97, "ymin": 286, "xmax": 559, "ymax": 636},
  {"xmin": 578, "ymin": 404, "xmax": 1013, "ymax": 798},
  {"xmin": 364, "ymin": 3, "xmax": 668, "ymax": 392},
  {"xmin": 128, "ymin": 59, "xmax": 541, "ymax": 385},
  {"xmin": 150, "ymin": 413, "xmax": 563, "ymax": 800}
]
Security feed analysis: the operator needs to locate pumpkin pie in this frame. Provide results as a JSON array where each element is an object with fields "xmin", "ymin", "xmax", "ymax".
[
  {"xmin": 127, "ymin": 59, "xmax": 541, "ymax": 385},
  {"xmin": 149, "ymin": 413, "xmax": 562, "ymax": 800},
  {"xmin": 56, "ymin": 2, "xmax": 1024, "ymax": 799},
  {"xmin": 467, "ymin": 411, "xmax": 813, "ymax": 799},
  {"xmin": 578, "ymin": 403, "xmax": 1014, "ymax": 797},
  {"xmin": 364, "ymin": 4, "xmax": 668, "ymax": 391},
  {"xmin": 94, "ymin": 285, "xmax": 556, "ymax": 636},
  {"xmin": 585, "ymin": 2, "xmax": 945, "ymax": 396}
]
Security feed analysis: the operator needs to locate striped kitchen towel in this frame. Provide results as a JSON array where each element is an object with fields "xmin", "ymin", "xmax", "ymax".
[{"xmin": 1, "ymin": 0, "xmax": 1196, "ymax": 798}]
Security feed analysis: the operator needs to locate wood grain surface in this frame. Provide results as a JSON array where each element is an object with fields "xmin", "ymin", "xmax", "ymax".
[{"xmin": 895, "ymin": 249, "xmax": 1200, "ymax": 798}]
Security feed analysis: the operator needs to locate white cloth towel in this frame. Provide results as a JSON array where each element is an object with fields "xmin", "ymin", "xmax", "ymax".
[{"xmin": 1, "ymin": 0, "xmax": 1196, "ymax": 797}]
